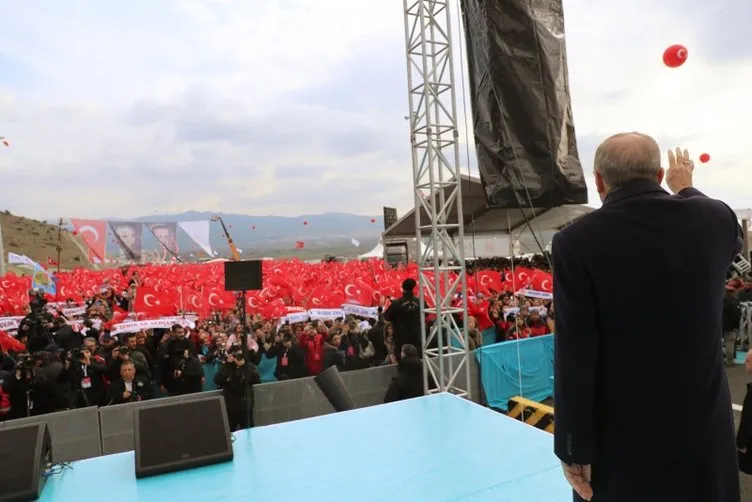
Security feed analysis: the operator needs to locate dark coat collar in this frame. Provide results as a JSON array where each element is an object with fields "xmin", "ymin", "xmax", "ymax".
[{"xmin": 602, "ymin": 179, "xmax": 668, "ymax": 206}]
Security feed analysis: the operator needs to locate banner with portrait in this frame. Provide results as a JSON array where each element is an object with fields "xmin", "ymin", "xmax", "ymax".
[
  {"xmin": 146, "ymin": 222, "xmax": 180, "ymax": 259},
  {"xmin": 108, "ymin": 221, "xmax": 143, "ymax": 262}
]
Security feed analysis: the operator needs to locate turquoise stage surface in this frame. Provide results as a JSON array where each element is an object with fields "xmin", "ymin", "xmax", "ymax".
[{"xmin": 41, "ymin": 393, "xmax": 570, "ymax": 501}]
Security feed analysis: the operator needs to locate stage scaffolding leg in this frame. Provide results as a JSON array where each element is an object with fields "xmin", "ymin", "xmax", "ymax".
[{"xmin": 403, "ymin": 0, "xmax": 471, "ymax": 398}]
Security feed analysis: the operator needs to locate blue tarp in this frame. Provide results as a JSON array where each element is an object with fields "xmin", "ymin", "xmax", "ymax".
[{"xmin": 475, "ymin": 335, "xmax": 554, "ymax": 411}]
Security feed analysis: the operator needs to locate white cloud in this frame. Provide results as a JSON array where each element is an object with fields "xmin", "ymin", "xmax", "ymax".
[{"xmin": 0, "ymin": 0, "xmax": 749, "ymax": 221}]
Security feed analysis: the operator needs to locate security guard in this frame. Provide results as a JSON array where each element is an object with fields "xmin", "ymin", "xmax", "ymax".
[{"xmin": 384, "ymin": 278, "xmax": 422, "ymax": 361}]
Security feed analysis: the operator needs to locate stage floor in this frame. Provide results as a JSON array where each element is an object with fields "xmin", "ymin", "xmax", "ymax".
[{"xmin": 41, "ymin": 393, "xmax": 570, "ymax": 501}]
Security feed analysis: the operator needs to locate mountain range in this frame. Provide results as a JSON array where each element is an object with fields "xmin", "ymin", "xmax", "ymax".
[{"xmin": 99, "ymin": 211, "xmax": 385, "ymax": 256}]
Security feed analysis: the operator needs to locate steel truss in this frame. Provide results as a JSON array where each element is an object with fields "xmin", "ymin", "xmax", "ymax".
[{"xmin": 403, "ymin": 0, "xmax": 471, "ymax": 398}]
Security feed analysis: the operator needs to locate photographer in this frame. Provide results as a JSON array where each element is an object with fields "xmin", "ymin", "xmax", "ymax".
[
  {"xmin": 4, "ymin": 352, "xmax": 50, "ymax": 419},
  {"xmin": 157, "ymin": 325, "xmax": 204, "ymax": 395},
  {"xmin": 213, "ymin": 347, "xmax": 260, "ymax": 431},
  {"xmin": 264, "ymin": 332, "xmax": 307, "ymax": 380},
  {"xmin": 106, "ymin": 360, "xmax": 151, "ymax": 405},
  {"xmin": 59, "ymin": 347, "xmax": 107, "ymax": 408},
  {"xmin": 21, "ymin": 290, "xmax": 56, "ymax": 353}
]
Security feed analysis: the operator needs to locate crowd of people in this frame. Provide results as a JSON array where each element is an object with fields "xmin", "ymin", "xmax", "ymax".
[
  {"xmin": 0, "ymin": 256, "xmax": 563, "ymax": 430},
  {"xmin": 2, "ymin": 251, "xmax": 748, "ymax": 437}
]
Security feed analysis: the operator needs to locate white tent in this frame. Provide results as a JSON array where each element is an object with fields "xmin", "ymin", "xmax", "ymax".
[{"xmin": 359, "ymin": 242, "xmax": 383, "ymax": 259}]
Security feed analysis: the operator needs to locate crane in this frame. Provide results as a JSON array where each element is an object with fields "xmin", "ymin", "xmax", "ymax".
[{"xmin": 211, "ymin": 215, "xmax": 241, "ymax": 261}]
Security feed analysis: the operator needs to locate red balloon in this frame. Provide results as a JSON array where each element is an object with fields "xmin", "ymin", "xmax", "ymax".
[
  {"xmin": 663, "ymin": 44, "xmax": 688, "ymax": 68},
  {"xmin": 370, "ymin": 218, "xmax": 376, "ymax": 223},
  {"xmin": 251, "ymin": 225, "xmax": 256, "ymax": 230},
  {"xmin": 71, "ymin": 230, "xmax": 78, "ymax": 236},
  {"xmin": 699, "ymin": 153, "xmax": 710, "ymax": 163},
  {"xmin": 303, "ymin": 220, "xmax": 308, "ymax": 225}
]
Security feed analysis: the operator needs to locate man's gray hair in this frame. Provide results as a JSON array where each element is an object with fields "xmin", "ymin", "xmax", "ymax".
[{"xmin": 594, "ymin": 132, "xmax": 661, "ymax": 188}]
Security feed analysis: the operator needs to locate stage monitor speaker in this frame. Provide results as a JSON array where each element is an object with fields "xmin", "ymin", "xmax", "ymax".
[
  {"xmin": 0, "ymin": 423, "xmax": 52, "ymax": 502},
  {"xmin": 134, "ymin": 395, "xmax": 234, "ymax": 479},
  {"xmin": 314, "ymin": 365, "xmax": 356, "ymax": 412},
  {"xmin": 224, "ymin": 260, "xmax": 262, "ymax": 291}
]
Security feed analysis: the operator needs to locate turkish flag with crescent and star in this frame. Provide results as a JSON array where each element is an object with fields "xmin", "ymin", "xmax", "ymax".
[{"xmin": 70, "ymin": 219, "xmax": 107, "ymax": 264}]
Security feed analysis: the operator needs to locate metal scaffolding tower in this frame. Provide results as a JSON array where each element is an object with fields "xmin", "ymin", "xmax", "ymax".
[{"xmin": 402, "ymin": 0, "xmax": 471, "ymax": 398}]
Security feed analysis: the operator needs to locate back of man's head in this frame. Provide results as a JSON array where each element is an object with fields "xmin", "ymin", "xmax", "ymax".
[
  {"xmin": 401, "ymin": 344, "xmax": 418, "ymax": 359},
  {"xmin": 594, "ymin": 132, "xmax": 663, "ymax": 192}
]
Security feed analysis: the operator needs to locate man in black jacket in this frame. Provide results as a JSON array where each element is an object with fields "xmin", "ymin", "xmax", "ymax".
[
  {"xmin": 106, "ymin": 360, "xmax": 151, "ymax": 405},
  {"xmin": 384, "ymin": 344, "xmax": 423, "ymax": 403},
  {"xmin": 553, "ymin": 137, "xmax": 742, "ymax": 501},
  {"xmin": 384, "ymin": 278, "xmax": 422, "ymax": 361},
  {"xmin": 214, "ymin": 348, "xmax": 260, "ymax": 431}
]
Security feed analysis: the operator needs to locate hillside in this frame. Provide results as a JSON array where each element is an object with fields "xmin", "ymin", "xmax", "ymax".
[{"xmin": 0, "ymin": 210, "xmax": 91, "ymax": 271}]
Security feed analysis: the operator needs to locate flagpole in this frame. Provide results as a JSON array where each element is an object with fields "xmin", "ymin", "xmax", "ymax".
[{"xmin": 56, "ymin": 218, "xmax": 63, "ymax": 274}]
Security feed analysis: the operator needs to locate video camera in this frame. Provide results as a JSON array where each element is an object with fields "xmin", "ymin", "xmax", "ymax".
[{"xmin": 14, "ymin": 353, "xmax": 36, "ymax": 375}]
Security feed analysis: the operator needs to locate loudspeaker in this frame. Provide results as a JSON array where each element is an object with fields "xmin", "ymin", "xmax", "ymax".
[
  {"xmin": 134, "ymin": 395, "xmax": 234, "ymax": 479},
  {"xmin": 0, "ymin": 423, "xmax": 51, "ymax": 502},
  {"xmin": 224, "ymin": 260, "xmax": 263, "ymax": 291},
  {"xmin": 314, "ymin": 366, "xmax": 356, "ymax": 412}
]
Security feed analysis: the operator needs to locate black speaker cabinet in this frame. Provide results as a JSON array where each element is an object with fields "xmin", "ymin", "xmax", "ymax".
[
  {"xmin": 314, "ymin": 365, "xmax": 356, "ymax": 412},
  {"xmin": 224, "ymin": 260, "xmax": 262, "ymax": 291},
  {"xmin": 134, "ymin": 395, "xmax": 234, "ymax": 479},
  {"xmin": 0, "ymin": 423, "xmax": 52, "ymax": 502}
]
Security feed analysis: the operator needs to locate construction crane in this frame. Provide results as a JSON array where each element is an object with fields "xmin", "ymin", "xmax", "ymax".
[{"xmin": 211, "ymin": 215, "xmax": 241, "ymax": 261}]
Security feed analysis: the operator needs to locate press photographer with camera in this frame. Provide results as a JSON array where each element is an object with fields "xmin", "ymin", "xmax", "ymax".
[
  {"xmin": 213, "ymin": 346, "xmax": 260, "ymax": 431},
  {"xmin": 106, "ymin": 360, "xmax": 151, "ymax": 405},
  {"xmin": 59, "ymin": 346, "xmax": 107, "ymax": 408},
  {"xmin": 20, "ymin": 290, "xmax": 56, "ymax": 353},
  {"xmin": 157, "ymin": 324, "xmax": 204, "ymax": 396},
  {"xmin": 3, "ymin": 352, "xmax": 50, "ymax": 419}
]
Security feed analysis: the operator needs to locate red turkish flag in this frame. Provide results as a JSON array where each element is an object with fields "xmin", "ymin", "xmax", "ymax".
[{"xmin": 69, "ymin": 219, "xmax": 107, "ymax": 263}]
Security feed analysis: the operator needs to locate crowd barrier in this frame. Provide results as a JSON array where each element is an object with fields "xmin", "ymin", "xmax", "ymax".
[
  {"xmin": 475, "ymin": 335, "xmax": 554, "ymax": 412},
  {"xmin": 507, "ymin": 395, "xmax": 555, "ymax": 433},
  {"xmin": 741, "ymin": 302, "xmax": 752, "ymax": 349},
  {"xmin": 0, "ymin": 350, "xmax": 493, "ymax": 463}
]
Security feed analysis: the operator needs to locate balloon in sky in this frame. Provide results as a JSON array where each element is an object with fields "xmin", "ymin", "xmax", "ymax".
[
  {"xmin": 251, "ymin": 225, "xmax": 256, "ymax": 230},
  {"xmin": 663, "ymin": 44, "xmax": 688, "ymax": 68},
  {"xmin": 0, "ymin": 136, "xmax": 8, "ymax": 147},
  {"xmin": 303, "ymin": 220, "xmax": 308, "ymax": 226},
  {"xmin": 370, "ymin": 218, "xmax": 376, "ymax": 223},
  {"xmin": 699, "ymin": 153, "xmax": 710, "ymax": 163}
]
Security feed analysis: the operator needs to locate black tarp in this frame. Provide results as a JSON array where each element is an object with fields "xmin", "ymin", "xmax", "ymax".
[{"xmin": 461, "ymin": 0, "xmax": 588, "ymax": 209}]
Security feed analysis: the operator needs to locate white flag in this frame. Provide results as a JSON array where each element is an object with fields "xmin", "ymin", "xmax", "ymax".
[
  {"xmin": 178, "ymin": 220, "xmax": 213, "ymax": 257},
  {"xmin": 351, "ymin": 238, "xmax": 360, "ymax": 247},
  {"xmin": 8, "ymin": 253, "xmax": 37, "ymax": 268}
]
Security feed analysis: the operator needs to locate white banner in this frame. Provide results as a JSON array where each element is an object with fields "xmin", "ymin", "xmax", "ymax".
[
  {"xmin": 0, "ymin": 317, "xmax": 23, "ymax": 332},
  {"xmin": 178, "ymin": 220, "xmax": 213, "ymax": 257},
  {"xmin": 111, "ymin": 317, "xmax": 196, "ymax": 336},
  {"xmin": 308, "ymin": 309, "xmax": 345, "ymax": 320},
  {"xmin": 517, "ymin": 289, "xmax": 553, "ymax": 299},
  {"xmin": 342, "ymin": 304, "xmax": 379, "ymax": 320},
  {"xmin": 62, "ymin": 306, "xmax": 87, "ymax": 317},
  {"xmin": 282, "ymin": 312, "xmax": 309, "ymax": 324}
]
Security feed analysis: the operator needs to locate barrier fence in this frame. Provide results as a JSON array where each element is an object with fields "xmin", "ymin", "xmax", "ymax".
[
  {"xmin": 0, "ymin": 337, "xmax": 555, "ymax": 464},
  {"xmin": 741, "ymin": 302, "xmax": 752, "ymax": 349}
]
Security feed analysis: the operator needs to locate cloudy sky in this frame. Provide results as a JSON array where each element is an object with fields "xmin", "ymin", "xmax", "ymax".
[{"xmin": 0, "ymin": 0, "xmax": 750, "ymax": 221}]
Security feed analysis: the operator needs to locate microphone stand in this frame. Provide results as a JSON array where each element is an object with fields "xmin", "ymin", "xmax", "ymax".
[{"xmin": 239, "ymin": 289, "xmax": 252, "ymax": 430}]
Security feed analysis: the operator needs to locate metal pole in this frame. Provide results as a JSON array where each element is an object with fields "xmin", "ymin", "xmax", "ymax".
[
  {"xmin": 0, "ymin": 222, "xmax": 6, "ymax": 277},
  {"xmin": 743, "ymin": 219, "xmax": 749, "ymax": 261},
  {"xmin": 56, "ymin": 218, "xmax": 63, "ymax": 274},
  {"xmin": 403, "ymin": 0, "xmax": 471, "ymax": 398}
]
